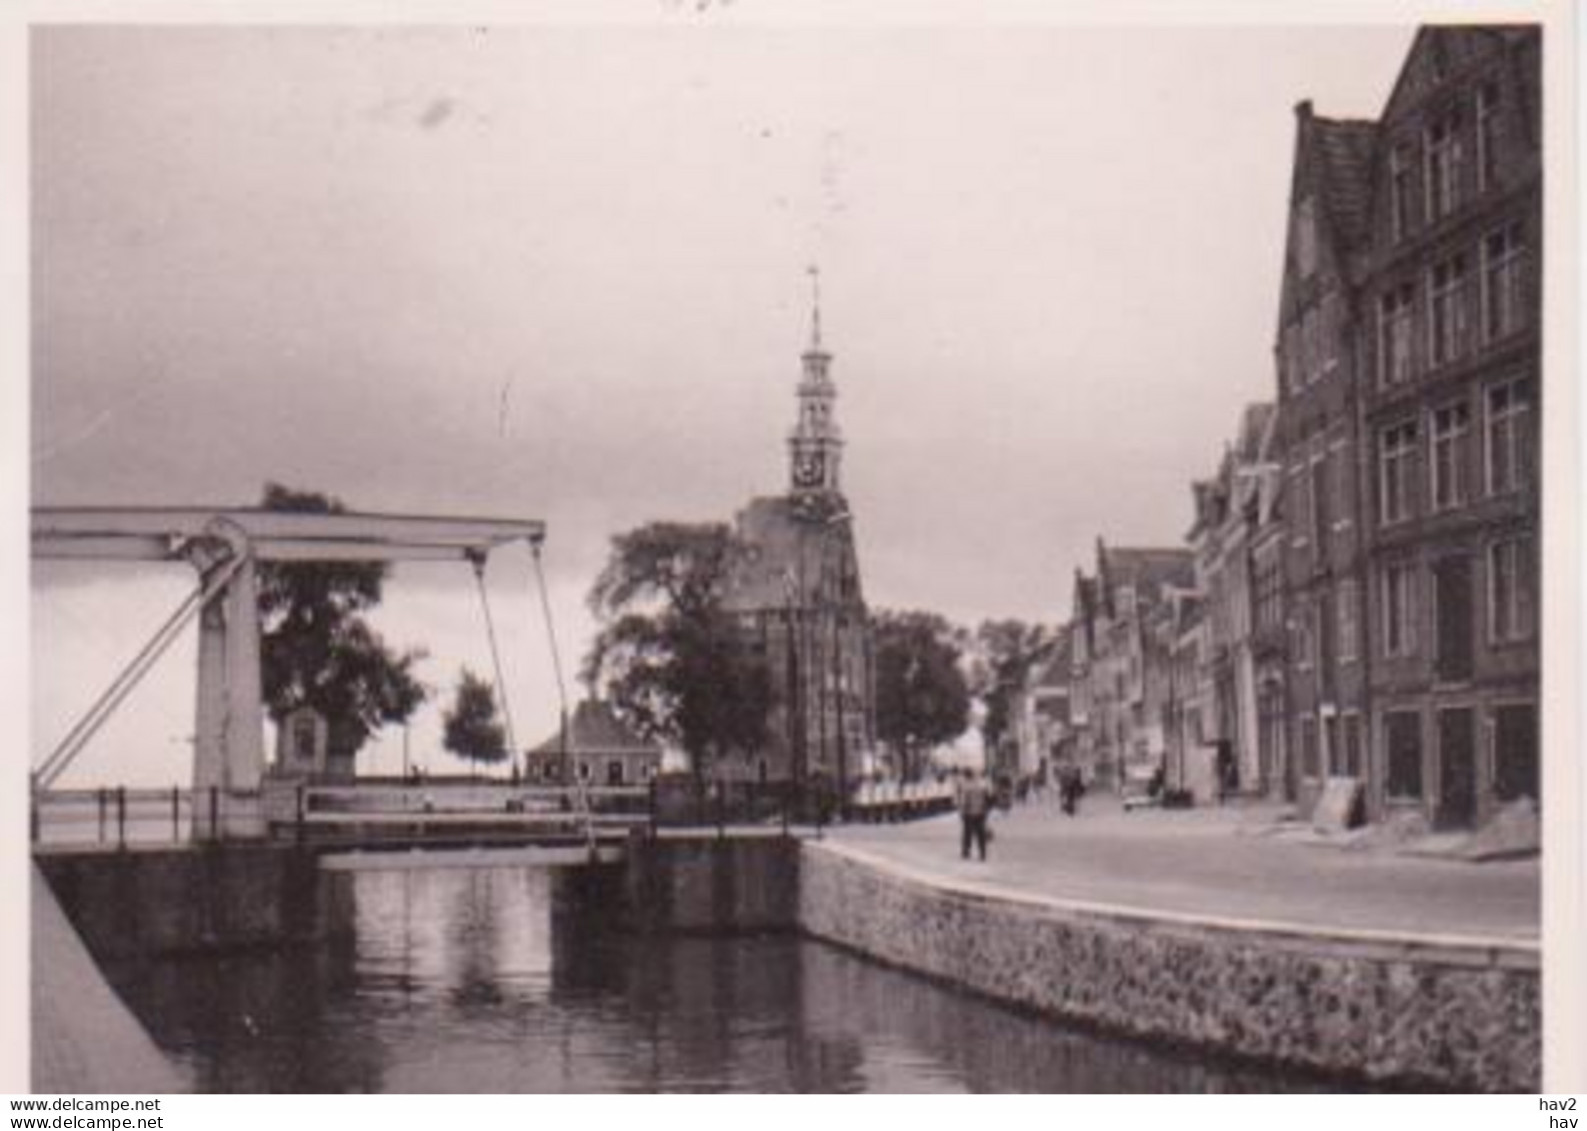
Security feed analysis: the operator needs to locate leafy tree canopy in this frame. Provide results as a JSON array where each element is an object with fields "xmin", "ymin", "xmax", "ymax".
[
  {"xmin": 257, "ymin": 483, "xmax": 428, "ymax": 765},
  {"xmin": 442, "ymin": 667, "xmax": 509, "ymax": 768},
  {"xmin": 583, "ymin": 522, "xmax": 770, "ymax": 776},
  {"xmin": 872, "ymin": 609, "xmax": 971, "ymax": 780},
  {"xmin": 969, "ymin": 619, "xmax": 1062, "ymax": 754}
]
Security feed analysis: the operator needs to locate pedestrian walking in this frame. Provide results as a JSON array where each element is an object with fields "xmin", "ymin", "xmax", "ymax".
[
  {"xmin": 955, "ymin": 769, "xmax": 993, "ymax": 861},
  {"xmin": 1060, "ymin": 764, "xmax": 1084, "ymax": 817}
]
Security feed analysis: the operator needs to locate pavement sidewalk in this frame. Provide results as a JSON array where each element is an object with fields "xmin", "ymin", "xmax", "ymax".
[{"xmin": 831, "ymin": 797, "xmax": 1540, "ymax": 943}]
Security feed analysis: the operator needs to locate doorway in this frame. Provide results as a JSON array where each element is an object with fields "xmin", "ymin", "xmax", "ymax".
[{"xmin": 1436, "ymin": 708, "xmax": 1477, "ymax": 830}]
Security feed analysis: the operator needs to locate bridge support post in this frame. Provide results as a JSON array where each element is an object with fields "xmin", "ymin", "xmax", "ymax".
[{"xmin": 191, "ymin": 527, "xmax": 265, "ymax": 841}]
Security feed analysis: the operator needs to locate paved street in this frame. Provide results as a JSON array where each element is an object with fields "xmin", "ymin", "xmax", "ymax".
[{"xmin": 832, "ymin": 798, "xmax": 1540, "ymax": 943}]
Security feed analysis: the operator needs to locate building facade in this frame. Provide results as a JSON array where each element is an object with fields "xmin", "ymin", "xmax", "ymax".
[
  {"xmin": 721, "ymin": 294, "xmax": 877, "ymax": 790},
  {"xmin": 524, "ymin": 699, "xmax": 663, "ymax": 786},
  {"xmin": 1070, "ymin": 540, "xmax": 1194, "ymax": 790},
  {"xmin": 1273, "ymin": 100, "xmax": 1378, "ymax": 817},
  {"xmin": 1186, "ymin": 403, "xmax": 1281, "ymax": 797},
  {"xmin": 1357, "ymin": 27, "xmax": 1541, "ymax": 829},
  {"xmin": 1009, "ymin": 631, "xmax": 1074, "ymax": 789}
]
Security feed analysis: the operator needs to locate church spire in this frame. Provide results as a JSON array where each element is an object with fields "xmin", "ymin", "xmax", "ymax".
[
  {"xmin": 788, "ymin": 269, "xmax": 842, "ymax": 498},
  {"xmin": 808, "ymin": 263, "xmax": 823, "ymax": 351}
]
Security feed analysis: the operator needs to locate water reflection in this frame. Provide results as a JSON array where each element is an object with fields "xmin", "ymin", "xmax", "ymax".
[{"xmin": 104, "ymin": 861, "xmax": 1339, "ymax": 1093}]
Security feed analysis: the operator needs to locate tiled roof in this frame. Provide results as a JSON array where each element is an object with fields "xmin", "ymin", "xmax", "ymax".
[
  {"xmin": 721, "ymin": 494, "xmax": 857, "ymax": 613},
  {"xmin": 721, "ymin": 496, "xmax": 804, "ymax": 612},
  {"xmin": 1237, "ymin": 402, "xmax": 1277, "ymax": 461},
  {"xmin": 529, "ymin": 699, "xmax": 659, "ymax": 756},
  {"xmin": 1103, "ymin": 546, "xmax": 1195, "ymax": 606},
  {"xmin": 1310, "ymin": 115, "xmax": 1379, "ymax": 252}
]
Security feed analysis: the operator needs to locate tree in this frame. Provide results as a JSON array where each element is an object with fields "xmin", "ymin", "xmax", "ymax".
[
  {"xmin": 582, "ymin": 522, "xmax": 771, "ymax": 779},
  {"xmin": 442, "ymin": 668, "xmax": 509, "ymax": 771},
  {"xmin": 969, "ymin": 619, "xmax": 1061, "ymax": 759},
  {"xmin": 257, "ymin": 483, "xmax": 428, "ymax": 770},
  {"xmin": 872, "ymin": 609, "xmax": 971, "ymax": 781}
]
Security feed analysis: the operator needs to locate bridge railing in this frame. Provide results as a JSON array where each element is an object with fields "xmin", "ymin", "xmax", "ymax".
[
  {"xmin": 648, "ymin": 776, "xmax": 957, "ymax": 833},
  {"xmin": 32, "ymin": 785, "xmax": 273, "ymax": 848},
  {"xmin": 31, "ymin": 776, "xmax": 958, "ymax": 851},
  {"xmin": 284, "ymin": 781, "xmax": 654, "ymax": 845}
]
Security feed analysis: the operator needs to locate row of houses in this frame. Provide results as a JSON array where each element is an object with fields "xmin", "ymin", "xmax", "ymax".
[{"xmin": 1013, "ymin": 26, "xmax": 1541, "ymax": 831}]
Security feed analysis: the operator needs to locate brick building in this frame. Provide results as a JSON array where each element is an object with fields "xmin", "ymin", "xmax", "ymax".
[
  {"xmin": 1274, "ymin": 26, "xmax": 1541, "ymax": 827},
  {"xmin": 1358, "ymin": 27, "xmax": 1541, "ymax": 828},
  {"xmin": 720, "ymin": 289, "xmax": 877, "ymax": 790},
  {"xmin": 1273, "ymin": 95, "xmax": 1380, "ymax": 817},
  {"xmin": 1069, "ymin": 540, "xmax": 1194, "ymax": 789},
  {"xmin": 1186, "ymin": 403, "xmax": 1282, "ymax": 797}
]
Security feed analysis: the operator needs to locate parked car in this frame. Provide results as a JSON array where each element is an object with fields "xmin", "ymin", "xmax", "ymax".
[{"xmin": 1121, "ymin": 765, "xmax": 1164, "ymax": 812}]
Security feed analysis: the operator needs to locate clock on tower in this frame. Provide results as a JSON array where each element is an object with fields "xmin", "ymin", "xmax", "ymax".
[{"xmin": 792, "ymin": 450, "xmax": 826, "ymax": 490}]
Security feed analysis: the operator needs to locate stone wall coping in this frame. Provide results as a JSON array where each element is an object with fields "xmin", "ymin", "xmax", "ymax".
[{"xmin": 809, "ymin": 840, "xmax": 1539, "ymax": 972}]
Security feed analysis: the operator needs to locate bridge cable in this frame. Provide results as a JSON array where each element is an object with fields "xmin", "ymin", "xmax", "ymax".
[
  {"xmin": 469, "ymin": 552, "xmax": 519, "ymax": 765},
  {"xmin": 36, "ymin": 553, "xmax": 248, "ymax": 792},
  {"xmin": 529, "ymin": 541, "xmax": 571, "ymax": 779}
]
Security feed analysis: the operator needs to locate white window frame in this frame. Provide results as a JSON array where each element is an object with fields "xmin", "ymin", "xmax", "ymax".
[
  {"xmin": 1293, "ymin": 605, "xmax": 1315, "ymax": 672},
  {"xmin": 1427, "ymin": 253, "xmax": 1471, "ymax": 370},
  {"xmin": 1423, "ymin": 113, "xmax": 1462, "ymax": 222},
  {"xmin": 1488, "ymin": 536, "xmax": 1536, "ymax": 644},
  {"xmin": 1485, "ymin": 378, "xmax": 1530, "ymax": 496},
  {"xmin": 1382, "ymin": 561, "xmax": 1418, "ymax": 659},
  {"xmin": 1310, "ymin": 451, "xmax": 1331, "ymax": 553},
  {"xmin": 1378, "ymin": 284, "xmax": 1415, "ymax": 387},
  {"xmin": 1476, "ymin": 80, "xmax": 1501, "ymax": 193},
  {"xmin": 1390, "ymin": 143, "xmax": 1414, "ymax": 243},
  {"xmin": 1380, "ymin": 420, "xmax": 1418, "ymax": 527},
  {"xmin": 1337, "ymin": 579, "xmax": 1359, "ymax": 663},
  {"xmin": 1481, "ymin": 222, "xmax": 1526, "ymax": 344},
  {"xmin": 1430, "ymin": 400, "xmax": 1471, "ymax": 513}
]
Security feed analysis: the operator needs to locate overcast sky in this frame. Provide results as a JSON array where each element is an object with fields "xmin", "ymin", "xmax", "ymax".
[{"xmin": 29, "ymin": 21, "xmax": 1419, "ymax": 785}]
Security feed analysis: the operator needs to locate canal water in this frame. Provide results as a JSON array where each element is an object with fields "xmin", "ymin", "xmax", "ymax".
[{"xmin": 104, "ymin": 862, "xmax": 1336, "ymax": 1093}]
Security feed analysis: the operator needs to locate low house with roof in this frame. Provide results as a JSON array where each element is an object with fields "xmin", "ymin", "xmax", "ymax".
[{"xmin": 524, "ymin": 699, "xmax": 663, "ymax": 787}]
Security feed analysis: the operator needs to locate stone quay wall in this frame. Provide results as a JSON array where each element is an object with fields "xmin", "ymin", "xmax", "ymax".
[
  {"xmin": 794, "ymin": 842, "xmax": 1540, "ymax": 1092},
  {"xmin": 622, "ymin": 834, "xmax": 800, "ymax": 933},
  {"xmin": 37, "ymin": 845, "xmax": 324, "ymax": 960}
]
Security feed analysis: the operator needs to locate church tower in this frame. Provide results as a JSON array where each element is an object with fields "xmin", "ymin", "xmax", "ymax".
[
  {"xmin": 787, "ymin": 267, "xmax": 844, "ymax": 501},
  {"xmin": 722, "ymin": 268, "xmax": 877, "ymax": 799}
]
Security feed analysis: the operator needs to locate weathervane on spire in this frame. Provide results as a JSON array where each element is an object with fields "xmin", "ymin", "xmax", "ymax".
[{"xmin": 807, "ymin": 263, "xmax": 822, "ymax": 350}]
